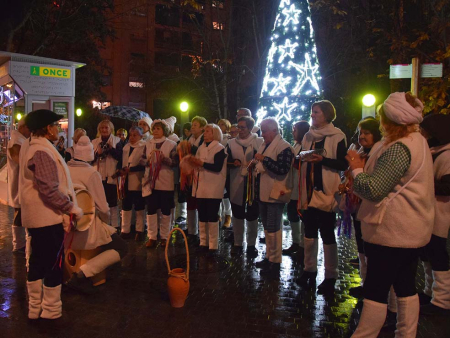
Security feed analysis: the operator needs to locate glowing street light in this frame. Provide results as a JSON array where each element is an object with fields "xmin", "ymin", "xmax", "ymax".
[
  {"xmin": 16, "ymin": 113, "xmax": 22, "ymax": 121},
  {"xmin": 76, "ymin": 108, "xmax": 83, "ymax": 117},
  {"xmin": 180, "ymin": 102, "xmax": 189, "ymax": 112},
  {"xmin": 362, "ymin": 94, "xmax": 376, "ymax": 119},
  {"xmin": 362, "ymin": 94, "xmax": 376, "ymax": 107}
]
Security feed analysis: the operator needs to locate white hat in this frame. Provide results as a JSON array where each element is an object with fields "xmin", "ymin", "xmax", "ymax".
[
  {"xmin": 151, "ymin": 119, "xmax": 170, "ymax": 130},
  {"xmin": 165, "ymin": 116, "xmax": 177, "ymax": 133},
  {"xmin": 383, "ymin": 92, "xmax": 424, "ymax": 125},
  {"xmin": 74, "ymin": 136, "xmax": 94, "ymax": 162},
  {"xmin": 139, "ymin": 116, "xmax": 153, "ymax": 129}
]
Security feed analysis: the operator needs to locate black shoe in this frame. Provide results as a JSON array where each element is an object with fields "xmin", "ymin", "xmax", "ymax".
[
  {"xmin": 380, "ymin": 309, "xmax": 397, "ymax": 332},
  {"xmin": 255, "ymin": 258, "xmax": 270, "ymax": 268},
  {"xmin": 418, "ymin": 292, "xmax": 432, "ymax": 305},
  {"xmin": 349, "ymin": 286, "xmax": 364, "ymax": 299},
  {"xmin": 187, "ymin": 234, "xmax": 199, "ymax": 247},
  {"xmin": 282, "ymin": 243, "xmax": 300, "ymax": 255},
  {"xmin": 230, "ymin": 246, "xmax": 243, "ymax": 255},
  {"xmin": 120, "ymin": 232, "xmax": 133, "ymax": 240},
  {"xmin": 420, "ymin": 303, "xmax": 450, "ymax": 316},
  {"xmin": 175, "ymin": 216, "xmax": 186, "ymax": 225},
  {"xmin": 65, "ymin": 273, "xmax": 96, "ymax": 295},
  {"xmin": 259, "ymin": 236, "xmax": 266, "ymax": 244},
  {"xmin": 196, "ymin": 245, "xmax": 209, "ymax": 254},
  {"xmin": 317, "ymin": 278, "xmax": 336, "ymax": 294},
  {"xmin": 135, "ymin": 231, "xmax": 145, "ymax": 241},
  {"xmin": 259, "ymin": 262, "xmax": 281, "ymax": 277},
  {"xmin": 207, "ymin": 249, "xmax": 218, "ymax": 258},
  {"xmin": 296, "ymin": 271, "xmax": 317, "ymax": 287},
  {"xmin": 246, "ymin": 245, "xmax": 259, "ymax": 258},
  {"xmin": 349, "ymin": 257, "xmax": 360, "ymax": 266}
]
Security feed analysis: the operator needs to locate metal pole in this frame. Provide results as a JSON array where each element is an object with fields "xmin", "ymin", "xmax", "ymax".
[{"xmin": 411, "ymin": 57, "xmax": 420, "ymax": 96}]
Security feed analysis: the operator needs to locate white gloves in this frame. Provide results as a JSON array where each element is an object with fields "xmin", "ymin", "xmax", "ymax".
[{"xmin": 70, "ymin": 205, "xmax": 84, "ymax": 221}]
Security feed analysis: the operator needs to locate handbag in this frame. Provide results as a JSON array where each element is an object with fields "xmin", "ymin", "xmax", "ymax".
[{"xmin": 308, "ymin": 189, "xmax": 338, "ymax": 213}]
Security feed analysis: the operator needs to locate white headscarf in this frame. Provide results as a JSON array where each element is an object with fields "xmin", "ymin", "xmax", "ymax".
[{"xmin": 383, "ymin": 92, "xmax": 423, "ymax": 125}]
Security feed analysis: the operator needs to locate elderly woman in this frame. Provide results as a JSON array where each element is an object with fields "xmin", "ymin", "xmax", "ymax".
[
  {"xmin": 227, "ymin": 116, "xmax": 264, "ymax": 256},
  {"xmin": 116, "ymin": 128, "xmax": 128, "ymax": 147},
  {"xmin": 252, "ymin": 117, "xmax": 294, "ymax": 275},
  {"xmin": 297, "ymin": 100, "xmax": 347, "ymax": 293},
  {"xmin": 348, "ymin": 92, "xmax": 434, "ymax": 337},
  {"xmin": 120, "ymin": 126, "xmax": 147, "ymax": 241},
  {"xmin": 143, "ymin": 119, "xmax": 179, "ymax": 248},
  {"xmin": 92, "ymin": 120, "xmax": 123, "ymax": 230},
  {"xmin": 66, "ymin": 136, "xmax": 128, "ymax": 294},
  {"xmin": 20, "ymin": 110, "xmax": 83, "ymax": 320},
  {"xmin": 138, "ymin": 116, "xmax": 153, "ymax": 141},
  {"xmin": 64, "ymin": 128, "xmax": 86, "ymax": 162},
  {"xmin": 419, "ymin": 113, "xmax": 450, "ymax": 315},
  {"xmin": 190, "ymin": 124, "xmax": 227, "ymax": 255}
]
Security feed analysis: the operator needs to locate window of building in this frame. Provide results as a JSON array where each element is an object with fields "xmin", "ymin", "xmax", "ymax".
[
  {"xmin": 212, "ymin": 0, "xmax": 224, "ymax": 8},
  {"xmin": 212, "ymin": 21, "xmax": 224, "ymax": 30},
  {"xmin": 155, "ymin": 4, "xmax": 180, "ymax": 27},
  {"xmin": 155, "ymin": 52, "xmax": 179, "ymax": 67},
  {"xmin": 129, "ymin": 81, "xmax": 144, "ymax": 88}
]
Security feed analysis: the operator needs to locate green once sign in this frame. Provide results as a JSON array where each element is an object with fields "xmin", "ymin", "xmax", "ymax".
[{"xmin": 53, "ymin": 102, "xmax": 68, "ymax": 118}]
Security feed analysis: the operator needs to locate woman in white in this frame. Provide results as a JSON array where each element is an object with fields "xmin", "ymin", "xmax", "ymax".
[
  {"xmin": 120, "ymin": 126, "xmax": 147, "ymax": 241},
  {"xmin": 297, "ymin": 100, "xmax": 347, "ymax": 293},
  {"xmin": 92, "ymin": 120, "xmax": 123, "ymax": 230},
  {"xmin": 64, "ymin": 128, "xmax": 86, "ymax": 162},
  {"xmin": 66, "ymin": 136, "xmax": 128, "ymax": 294},
  {"xmin": 20, "ymin": 109, "xmax": 83, "ymax": 320},
  {"xmin": 348, "ymin": 92, "xmax": 434, "ymax": 337},
  {"xmin": 227, "ymin": 116, "xmax": 263, "ymax": 256},
  {"xmin": 138, "ymin": 116, "xmax": 153, "ymax": 141},
  {"xmin": 190, "ymin": 124, "xmax": 227, "ymax": 255},
  {"xmin": 143, "ymin": 120, "xmax": 178, "ymax": 248}
]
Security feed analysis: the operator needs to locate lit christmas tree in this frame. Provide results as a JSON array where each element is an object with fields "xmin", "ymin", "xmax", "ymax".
[{"xmin": 257, "ymin": 0, "xmax": 322, "ymax": 135}]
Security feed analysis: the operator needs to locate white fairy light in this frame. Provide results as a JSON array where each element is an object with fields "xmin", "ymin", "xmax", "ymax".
[
  {"xmin": 268, "ymin": 73, "xmax": 291, "ymax": 96},
  {"xmin": 282, "ymin": 4, "xmax": 301, "ymax": 26},
  {"xmin": 289, "ymin": 53, "xmax": 320, "ymax": 95},
  {"xmin": 256, "ymin": 106, "xmax": 268, "ymax": 125},
  {"xmin": 278, "ymin": 39, "xmax": 299, "ymax": 63},
  {"xmin": 280, "ymin": 0, "xmax": 291, "ymax": 9},
  {"xmin": 274, "ymin": 97, "xmax": 297, "ymax": 122},
  {"xmin": 307, "ymin": 17, "xmax": 314, "ymax": 38}
]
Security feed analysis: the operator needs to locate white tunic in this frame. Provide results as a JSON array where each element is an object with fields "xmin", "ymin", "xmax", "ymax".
[
  {"xmin": 7, "ymin": 130, "xmax": 26, "ymax": 208},
  {"xmin": 92, "ymin": 134, "xmax": 121, "ymax": 185}
]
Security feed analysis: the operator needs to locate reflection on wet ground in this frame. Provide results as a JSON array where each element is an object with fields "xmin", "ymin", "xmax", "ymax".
[{"xmin": 0, "ymin": 203, "xmax": 449, "ymax": 337}]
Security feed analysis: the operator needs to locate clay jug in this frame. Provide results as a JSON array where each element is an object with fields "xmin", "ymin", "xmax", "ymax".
[{"xmin": 165, "ymin": 228, "xmax": 190, "ymax": 308}]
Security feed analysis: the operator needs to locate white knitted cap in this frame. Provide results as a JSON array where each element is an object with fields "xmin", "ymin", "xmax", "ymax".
[
  {"xmin": 165, "ymin": 116, "xmax": 177, "ymax": 133},
  {"xmin": 139, "ymin": 116, "xmax": 153, "ymax": 129},
  {"xmin": 74, "ymin": 136, "xmax": 94, "ymax": 162}
]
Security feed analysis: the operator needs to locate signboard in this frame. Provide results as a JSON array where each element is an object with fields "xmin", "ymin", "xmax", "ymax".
[
  {"xmin": 30, "ymin": 66, "xmax": 71, "ymax": 79},
  {"xmin": 10, "ymin": 61, "xmax": 73, "ymax": 96},
  {"xmin": 53, "ymin": 102, "xmax": 68, "ymax": 118},
  {"xmin": 389, "ymin": 64, "xmax": 412, "ymax": 79},
  {"xmin": 421, "ymin": 63, "xmax": 443, "ymax": 78}
]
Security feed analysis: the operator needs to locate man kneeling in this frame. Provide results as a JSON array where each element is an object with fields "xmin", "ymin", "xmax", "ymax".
[{"xmin": 66, "ymin": 136, "xmax": 128, "ymax": 294}]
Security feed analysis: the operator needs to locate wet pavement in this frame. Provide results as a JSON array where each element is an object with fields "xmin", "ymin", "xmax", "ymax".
[{"xmin": 0, "ymin": 203, "xmax": 449, "ymax": 338}]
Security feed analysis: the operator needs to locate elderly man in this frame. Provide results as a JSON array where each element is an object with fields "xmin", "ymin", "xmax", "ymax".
[
  {"xmin": 7, "ymin": 117, "xmax": 31, "ymax": 253},
  {"xmin": 251, "ymin": 117, "xmax": 294, "ymax": 275},
  {"xmin": 236, "ymin": 108, "xmax": 260, "ymax": 135}
]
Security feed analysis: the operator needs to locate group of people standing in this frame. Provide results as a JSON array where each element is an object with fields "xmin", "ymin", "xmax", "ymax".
[{"xmin": 6, "ymin": 91, "xmax": 449, "ymax": 338}]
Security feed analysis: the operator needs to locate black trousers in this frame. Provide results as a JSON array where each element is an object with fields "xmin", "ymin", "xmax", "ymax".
[
  {"xmin": 27, "ymin": 223, "xmax": 65, "ymax": 287},
  {"xmin": 363, "ymin": 242, "xmax": 420, "ymax": 303},
  {"xmin": 122, "ymin": 190, "xmax": 145, "ymax": 211},
  {"xmin": 287, "ymin": 199, "xmax": 300, "ymax": 222},
  {"xmin": 352, "ymin": 214, "xmax": 365, "ymax": 254},
  {"xmin": 102, "ymin": 180, "xmax": 118, "ymax": 208},
  {"xmin": 303, "ymin": 207, "xmax": 336, "ymax": 245},
  {"xmin": 230, "ymin": 200, "xmax": 259, "ymax": 221},
  {"xmin": 146, "ymin": 190, "xmax": 174, "ymax": 215},
  {"xmin": 197, "ymin": 198, "xmax": 221, "ymax": 222},
  {"xmin": 420, "ymin": 234, "xmax": 449, "ymax": 271},
  {"xmin": 99, "ymin": 234, "xmax": 128, "ymax": 259}
]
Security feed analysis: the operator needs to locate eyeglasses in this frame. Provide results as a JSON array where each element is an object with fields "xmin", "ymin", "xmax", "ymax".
[
  {"xmin": 117, "ymin": 133, "xmax": 124, "ymax": 136},
  {"xmin": 237, "ymin": 126, "xmax": 247, "ymax": 130},
  {"xmin": 51, "ymin": 122, "xmax": 61, "ymax": 127}
]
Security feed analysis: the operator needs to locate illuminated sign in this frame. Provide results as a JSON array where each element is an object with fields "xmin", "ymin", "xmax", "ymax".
[{"xmin": 30, "ymin": 66, "xmax": 71, "ymax": 79}]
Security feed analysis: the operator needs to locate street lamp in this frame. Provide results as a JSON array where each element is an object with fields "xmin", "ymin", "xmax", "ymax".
[
  {"xmin": 16, "ymin": 113, "xmax": 22, "ymax": 121},
  {"xmin": 76, "ymin": 108, "xmax": 83, "ymax": 117},
  {"xmin": 180, "ymin": 102, "xmax": 189, "ymax": 112},
  {"xmin": 362, "ymin": 94, "xmax": 376, "ymax": 119}
]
